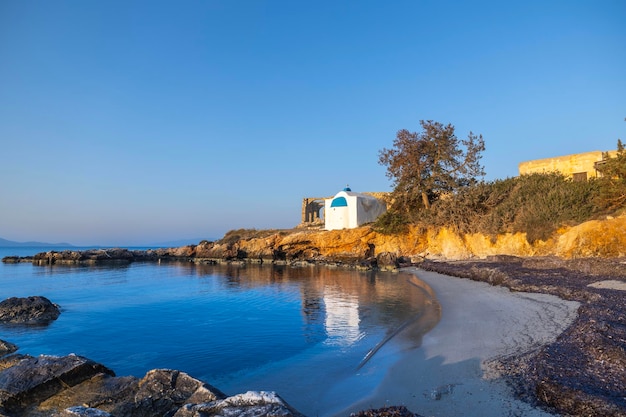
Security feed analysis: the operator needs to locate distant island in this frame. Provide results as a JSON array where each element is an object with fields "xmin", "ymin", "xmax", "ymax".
[{"xmin": 0, "ymin": 237, "xmax": 74, "ymax": 248}]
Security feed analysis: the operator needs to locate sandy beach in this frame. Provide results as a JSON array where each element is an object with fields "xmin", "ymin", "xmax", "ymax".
[{"xmin": 335, "ymin": 268, "xmax": 581, "ymax": 417}]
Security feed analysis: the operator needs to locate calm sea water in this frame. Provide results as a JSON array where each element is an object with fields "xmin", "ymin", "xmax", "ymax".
[{"xmin": 0, "ymin": 246, "xmax": 437, "ymax": 416}]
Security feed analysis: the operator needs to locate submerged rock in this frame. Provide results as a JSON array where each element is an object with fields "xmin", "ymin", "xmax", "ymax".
[{"xmin": 0, "ymin": 296, "xmax": 60, "ymax": 325}]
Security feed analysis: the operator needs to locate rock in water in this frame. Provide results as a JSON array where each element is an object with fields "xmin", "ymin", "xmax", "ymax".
[
  {"xmin": 173, "ymin": 391, "xmax": 304, "ymax": 417},
  {"xmin": 0, "ymin": 354, "xmax": 114, "ymax": 414},
  {"xmin": 102, "ymin": 369, "xmax": 227, "ymax": 417},
  {"xmin": 350, "ymin": 405, "xmax": 423, "ymax": 417},
  {"xmin": 0, "ymin": 340, "xmax": 17, "ymax": 357},
  {"xmin": 0, "ymin": 354, "xmax": 305, "ymax": 417},
  {"xmin": 0, "ymin": 296, "xmax": 60, "ymax": 325}
]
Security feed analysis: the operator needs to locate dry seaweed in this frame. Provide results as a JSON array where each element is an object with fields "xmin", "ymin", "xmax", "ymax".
[{"xmin": 420, "ymin": 256, "xmax": 626, "ymax": 416}]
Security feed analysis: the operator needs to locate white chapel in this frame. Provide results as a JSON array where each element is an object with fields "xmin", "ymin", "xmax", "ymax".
[{"xmin": 324, "ymin": 187, "xmax": 387, "ymax": 231}]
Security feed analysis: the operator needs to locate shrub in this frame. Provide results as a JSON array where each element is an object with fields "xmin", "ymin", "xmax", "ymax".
[
  {"xmin": 373, "ymin": 211, "xmax": 410, "ymax": 235},
  {"xmin": 411, "ymin": 172, "xmax": 601, "ymax": 243}
]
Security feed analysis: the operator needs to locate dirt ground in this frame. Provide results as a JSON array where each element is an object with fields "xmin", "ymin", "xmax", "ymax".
[{"xmin": 417, "ymin": 256, "xmax": 626, "ymax": 417}]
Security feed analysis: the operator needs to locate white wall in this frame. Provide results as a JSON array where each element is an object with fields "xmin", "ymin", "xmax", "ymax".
[{"xmin": 325, "ymin": 204, "xmax": 350, "ymax": 230}]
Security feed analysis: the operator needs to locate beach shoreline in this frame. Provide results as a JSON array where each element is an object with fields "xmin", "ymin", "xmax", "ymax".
[{"xmin": 334, "ymin": 267, "xmax": 580, "ymax": 417}]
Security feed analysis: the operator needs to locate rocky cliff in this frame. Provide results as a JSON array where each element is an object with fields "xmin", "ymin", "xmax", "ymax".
[{"xmin": 192, "ymin": 214, "xmax": 626, "ymax": 265}]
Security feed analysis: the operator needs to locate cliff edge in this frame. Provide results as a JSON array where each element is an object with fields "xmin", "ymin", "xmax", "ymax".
[{"xmin": 194, "ymin": 214, "xmax": 626, "ymax": 265}]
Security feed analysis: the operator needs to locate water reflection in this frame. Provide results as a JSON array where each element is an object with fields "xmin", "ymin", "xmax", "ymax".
[
  {"xmin": 2, "ymin": 260, "xmax": 442, "ymax": 386},
  {"xmin": 323, "ymin": 290, "xmax": 363, "ymax": 346},
  {"xmin": 186, "ymin": 262, "xmax": 442, "ymax": 358}
]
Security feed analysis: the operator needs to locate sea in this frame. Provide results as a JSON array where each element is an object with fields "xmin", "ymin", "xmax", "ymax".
[{"xmin": 0, "ymin": 246, "xmax": 438, "ymax": 416}]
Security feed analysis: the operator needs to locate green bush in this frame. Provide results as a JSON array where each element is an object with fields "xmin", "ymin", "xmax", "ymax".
[
  {"xmin": 373, "ymin": 211, "xmax": 410, "ymax": 235},
  {"xmin": 388, "ymin": 172, "xmax": 603, "ymax": 243},
  {"xmin": 594, "ymin": 177, "xmax": 626, "ymax": 211},
  {"xmin": 508, "ymin": 173, "xmax": 599, "ymax": 242}
]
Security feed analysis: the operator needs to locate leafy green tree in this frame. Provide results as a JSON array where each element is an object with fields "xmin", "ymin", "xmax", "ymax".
[{"xmin": 378, "ymin": 120, "xmax": 485, "ymax": 213}]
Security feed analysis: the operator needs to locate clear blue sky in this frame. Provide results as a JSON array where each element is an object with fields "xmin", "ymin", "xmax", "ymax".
[{"xmin": 1, "ymin": 0, "xmax": 624, "ymax": 246}]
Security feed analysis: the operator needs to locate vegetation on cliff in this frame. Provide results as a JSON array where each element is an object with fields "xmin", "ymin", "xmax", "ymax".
[{"xmin": 376, "ymin": 126, "xmax": 626, "ymax": 243}]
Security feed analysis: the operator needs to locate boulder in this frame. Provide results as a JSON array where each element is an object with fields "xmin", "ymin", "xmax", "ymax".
[
  {"xmin": 38, "ymin": 373, "xmax": 138, "ymax": 414},
  {"xmin": 19, "ymin": 365, "xmax": 227, "ymax": 417},
  {"xmin": 0, "ymin": 341, "xmax": 17, "ymax": 358},
  {"xmin": 0, "ymin": 354, "xmax": 305, "ymax": 417},
  {"xmin": 0, "ymin": 296, "xmax": 60, "ymax": 325},
  {"xmin": 0, "ymin": 354, "xmax": 28, "ymax": 373},
  {"xmin": 376, "ymin": 252, "xmax": 398, "ymax": 270},
  {"xmin": 104, "ymin": 369, "xmax": 226, "ymax": 417},
  {"xmin": 0, "ymin": 354, "xmax": 114, "ymax": 414},
  {"xmin": 173, "ymin": 391, "xmax": 303, "ymax": 417}
]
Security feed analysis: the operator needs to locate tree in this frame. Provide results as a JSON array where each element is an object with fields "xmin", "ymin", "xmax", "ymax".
[
  {"xmin": 595, "ymin": 137, "xmax": 626, "ymax": 210},
  {"xmin": 598, "ymin": 139, "xmax": 626, "ymax": 179},
  {"xmin": 378, "ymin": 120, "xmax": 485, "ymax": 212}
]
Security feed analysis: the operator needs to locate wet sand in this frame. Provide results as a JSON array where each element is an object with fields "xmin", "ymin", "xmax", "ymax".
[{"xmin": 335, "ymin": 268, "xmax": 580, "ymax": 417}]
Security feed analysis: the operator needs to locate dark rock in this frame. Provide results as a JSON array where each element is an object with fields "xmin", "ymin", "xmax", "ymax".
[
  {"xmin": 22, "ymin": 248, "xmax": 177, "ymax": 266},
  {"xmin": 0, "ymin": 341, "xmax": 17, "ymax": 358},
  {"xmin": 30, "ymin": 248, "xmax": 162, "ymax": 266},
  {"xmin": 350, "ymin": 405, "xmax": 424, "ymax": 417},
  {"xmin": 0, "ymin": 354, "xmax": 28, "ymax": 372},
  {"xmin": 359, "ymin": 257, "xmax": 378, "ymax": 269},
  {"xmin": 0, "ymin": 354, "xmax": 114, "ymax": 414},
  {"xmin": 376, "ymin": 252, "xmax": 398, "ymax": 269},
  {"xmin": 106, "ymin": 369, "xmax": 226, "ymax": 417},
  {"xmin": 1, "ymin": 256, "xmax": 32, "ymax": 264},
  {"xmin": 0, "ymin": 296, "xmax": 60, "ymax": 325},
  {"xmin": 36, "ymin": 368, "xmax": 226, "ymax": 417},
  {"xmin": 39, "ymin": 373, "xmax": 138, "ymax": 414}
]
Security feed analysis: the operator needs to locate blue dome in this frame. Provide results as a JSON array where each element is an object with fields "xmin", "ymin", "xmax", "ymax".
[{"xmin": 330, "ymin": 196, "xmax": 348, "ymax": 207}]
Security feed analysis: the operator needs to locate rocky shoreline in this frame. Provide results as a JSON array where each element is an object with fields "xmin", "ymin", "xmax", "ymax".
[
  {"xmin": 3, "ymin": 245, "xmax": 626, "ymax": 416},
  {"xmin": 420, "ymin": 256, "xmax": 626, "ymax": 416},
  {"xmin": 0, "ymin": 241, "xmax": 408, "ymax": 271},
  {"xmin": 0, "ymin": 350, "xmax": 307, "ymax": 417}
]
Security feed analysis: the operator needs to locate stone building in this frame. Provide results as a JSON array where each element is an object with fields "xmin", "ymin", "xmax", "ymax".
[{"xmin": 519, "ymin": 150, "xmax": 617, "ymax": 181}]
